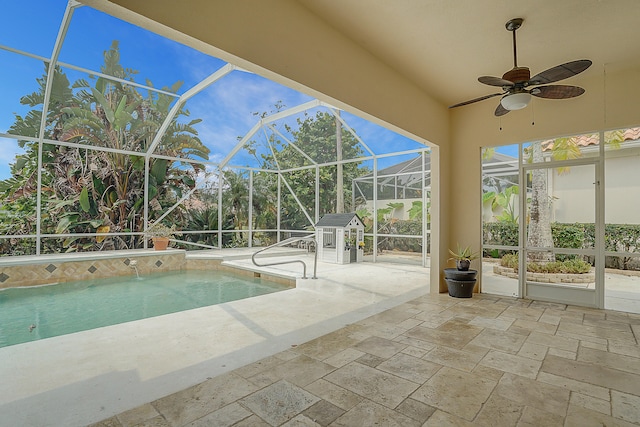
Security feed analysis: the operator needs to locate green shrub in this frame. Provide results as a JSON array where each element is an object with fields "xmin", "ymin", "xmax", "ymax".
[
  {"xmin": 500, "ymin": 253, "xmax": 591, "ymax": 274},
  {"xmin": 483, "ymin": 222, "xmax": 518, "ymax": 258},
  {"xmin": 485, "ymin": 222, "xmax": 640, "ymax": 270},
  {"xmin": 562, "ymin": 258, "xmax": 593, "ymax": 273},
  {"xmin": 604, "ymin": 224, "xmax": 640, "ymax": 270},
  {"xmin": 527, "ymin": 259, "xmax": 591, "ymax": 274},
  {"xmin": 483, "ymin": 222, "xmax": 518, "ymax": 247},
  {"xmin": 551, "ymin": 224, "xmax": 583, "ymax": 261},
  {"xmin": 378, "ymin": 219, "xmax": 422, "ymax": 252},
  {"xmin": 500, "ymin": 253, "xmax": 519, "ymax": 269}
]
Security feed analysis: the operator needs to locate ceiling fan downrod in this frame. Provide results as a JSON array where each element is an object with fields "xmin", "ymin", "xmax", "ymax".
[{"xmin": 506, "ymin": 18, "xmax": 523, "ymax": 69}]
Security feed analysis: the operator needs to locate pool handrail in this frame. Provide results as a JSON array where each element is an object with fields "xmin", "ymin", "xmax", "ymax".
[{"xmin": 251, "ymin": 234, "xmax": 318, "ymax": 279}]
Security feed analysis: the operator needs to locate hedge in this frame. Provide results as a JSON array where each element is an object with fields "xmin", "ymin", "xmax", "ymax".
[
  {"xmin": 377, "ymin": 219, "xmax": 423, "ymax": 252},
  {"xmin": 484, "ymin": 222, "xmax": 640, "ymax": 270},
  {"xmin": 500, "ymin": 253, "xmax": 591, "ymax": 273}
]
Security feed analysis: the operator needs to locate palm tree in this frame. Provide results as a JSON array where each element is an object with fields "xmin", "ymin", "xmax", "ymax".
[
  {"xmin": 221, "ymin": 169, "xmax": 250, "ymax": 235},
  {"xmin": 1, "ymin": 41, "xmax": 209, "ymax": 253},
  {"xmin": 251, "ymin": 171, "xmax": 278, "ymax": 231},
  {"xmin": 525, "ymin": 132, "xmax": 622, "ymax": 263},
  {"xmin": 527, "ymin": 142, "xmax": 555, "ymax": 262}
]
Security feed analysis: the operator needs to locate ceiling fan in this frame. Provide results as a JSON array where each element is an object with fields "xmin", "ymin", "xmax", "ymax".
[{"xmin": 449, "ymin": 18, "xmax": 592, "ymax": 116}]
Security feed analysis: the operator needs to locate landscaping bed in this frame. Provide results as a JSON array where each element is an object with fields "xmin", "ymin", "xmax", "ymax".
[{"xmin": 493, "ymin": 264, "xmax": 595, "ymax": 284}]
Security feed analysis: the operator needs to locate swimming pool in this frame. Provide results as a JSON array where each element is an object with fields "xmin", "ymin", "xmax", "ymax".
[{"xmin": 0, "ymin": 270, "xmax": 291, "ymax": 348}]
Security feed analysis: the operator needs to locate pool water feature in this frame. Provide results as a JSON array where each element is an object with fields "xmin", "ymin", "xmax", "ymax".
[{"xmin": 0, "ymin": 270, "xmax": 291, "ymax": 348}]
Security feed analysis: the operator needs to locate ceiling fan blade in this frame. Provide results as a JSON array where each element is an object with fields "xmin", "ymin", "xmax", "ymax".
[
  {"xmin": 478, "ymin": 76, "xmax": 515, "ymax": 87},
  {"xmin": 449, "ymin": 92, "xmax": 503, "ymax": 109},
  {"xmin": 528, "ymin": 59, "xmax": 592, "ymax": 85},
  {"xmin": 494, "ymin": 103, "xmax": 509, "ymax": 117},
  {"xmin": 530, "ymin": 85, "xmax": 585, "ymax": 99}
]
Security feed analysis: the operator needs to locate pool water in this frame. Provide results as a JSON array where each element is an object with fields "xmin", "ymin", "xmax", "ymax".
[{"xmin": 0, "ymin": 270, "xmax": 291, "ymax": 348}]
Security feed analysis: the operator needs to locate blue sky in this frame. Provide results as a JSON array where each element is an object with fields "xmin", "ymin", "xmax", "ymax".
[{"xmin": 0, "ymin": 0, "xmax": 425, "ymax": 179}]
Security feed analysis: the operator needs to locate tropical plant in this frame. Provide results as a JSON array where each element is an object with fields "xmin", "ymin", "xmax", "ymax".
[
  {"xmin": 385, "ymin": 202, "xmax": 404, "ymax": 216},
  {"xmin": 483, "ymin": 185, "xmax": 519, "ymax": 224},
  {"xmin": 0, "ymin": 41, "xmax": 208, "ymax": 254},
  {"xmin": 220, "ymin": 169, "xmax": 250, "ymax": 233},
  {"xmin": 448, "ymin": 243, "xmax": 479, "ymax": 262},
  {"xmin": 526, "ymin": 142, "xmax": 555, "ymax": 262},
  {"xmin": 448, "ymin": 243, "xmax": 479, "ymax": 271},
  {"xmin": 408, "ymin": 200, "xmax": 430, "ymax": 223},
  {"xmin": 182, "ymin": 205, "xmax": 237, "ymax": 248},
  {"xmin": 251, "ymin": 171, "xmax": 278, "ymax": 230}
]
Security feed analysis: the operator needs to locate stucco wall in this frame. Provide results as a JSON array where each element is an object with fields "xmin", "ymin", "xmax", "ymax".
[{"xmin": 603, "ymin": 149, "xmax": 640, "ymax": 224}]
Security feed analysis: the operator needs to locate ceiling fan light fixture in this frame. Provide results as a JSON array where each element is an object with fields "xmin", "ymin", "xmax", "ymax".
[{"xmin": 500, "ymin": 92, "xmax": 531, "ymax": 111}]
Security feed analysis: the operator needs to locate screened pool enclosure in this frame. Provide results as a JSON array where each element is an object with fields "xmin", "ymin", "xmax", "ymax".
[{"xmin": 0, "ymin": 0, "xmax": 431, "ymax": 265}]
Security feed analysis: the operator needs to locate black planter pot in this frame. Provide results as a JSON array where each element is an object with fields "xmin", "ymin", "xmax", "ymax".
[
  {"xmin": 444, "ymin": 268, "xmax": 478, "ymax": 281},
  {"xmin": 445, "ymin": 278, "xmax": 476, "ymax": 298},
  {"xmin": 444, "ymin": 268, "xmax": 477, "ymax": 298}
]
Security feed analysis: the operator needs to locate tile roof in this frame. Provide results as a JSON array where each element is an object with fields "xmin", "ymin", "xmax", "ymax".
[{"xmin": 542, "ymin": 127, "xmax": 640, "ymax": 151}]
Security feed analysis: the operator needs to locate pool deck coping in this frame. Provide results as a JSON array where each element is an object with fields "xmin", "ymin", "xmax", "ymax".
[
  {"xmin": 0, "ymin": 246, "xmax": 308, "ymax": 267},
  {"xmin": 0, "ymin": 248, "xmax": 186, "ymax": 266}
]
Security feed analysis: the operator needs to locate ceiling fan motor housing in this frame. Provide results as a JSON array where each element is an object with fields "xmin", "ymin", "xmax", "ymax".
[{"xmin": 503, "ymin": 67, "xmax": 530, "ymax": 84}]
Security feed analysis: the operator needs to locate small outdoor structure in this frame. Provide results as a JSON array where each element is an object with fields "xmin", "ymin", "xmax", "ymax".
[{"xmin": 315, "ymin": 213, "xmax": 365, "ymax": 264}]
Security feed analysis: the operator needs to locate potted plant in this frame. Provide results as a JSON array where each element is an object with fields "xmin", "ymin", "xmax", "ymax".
[
  {"xmin": 147, "ymin": 222, "xmax": 178, "ymax": 251},
  {"xmin": 445, "ymin": 244, "xmax": 479, "ymax": 298},
  {"xmin": 448, "ymin": 244, "xmax": 479, "ymax": 271}
]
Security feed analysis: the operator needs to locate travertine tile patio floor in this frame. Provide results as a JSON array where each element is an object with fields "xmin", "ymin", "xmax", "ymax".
[{"xmin": 92, "ymin": 293, "xmax": 640, "ymax": 426}]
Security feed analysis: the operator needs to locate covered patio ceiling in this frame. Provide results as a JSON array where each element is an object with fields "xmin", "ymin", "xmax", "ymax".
[
  {"xmin": 296, "ymin": 0, "xmax": 640, "ymax": 108},
  {"xmin": 90, "ymin": 0, "xmax": 640, "ymax": 112}
]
